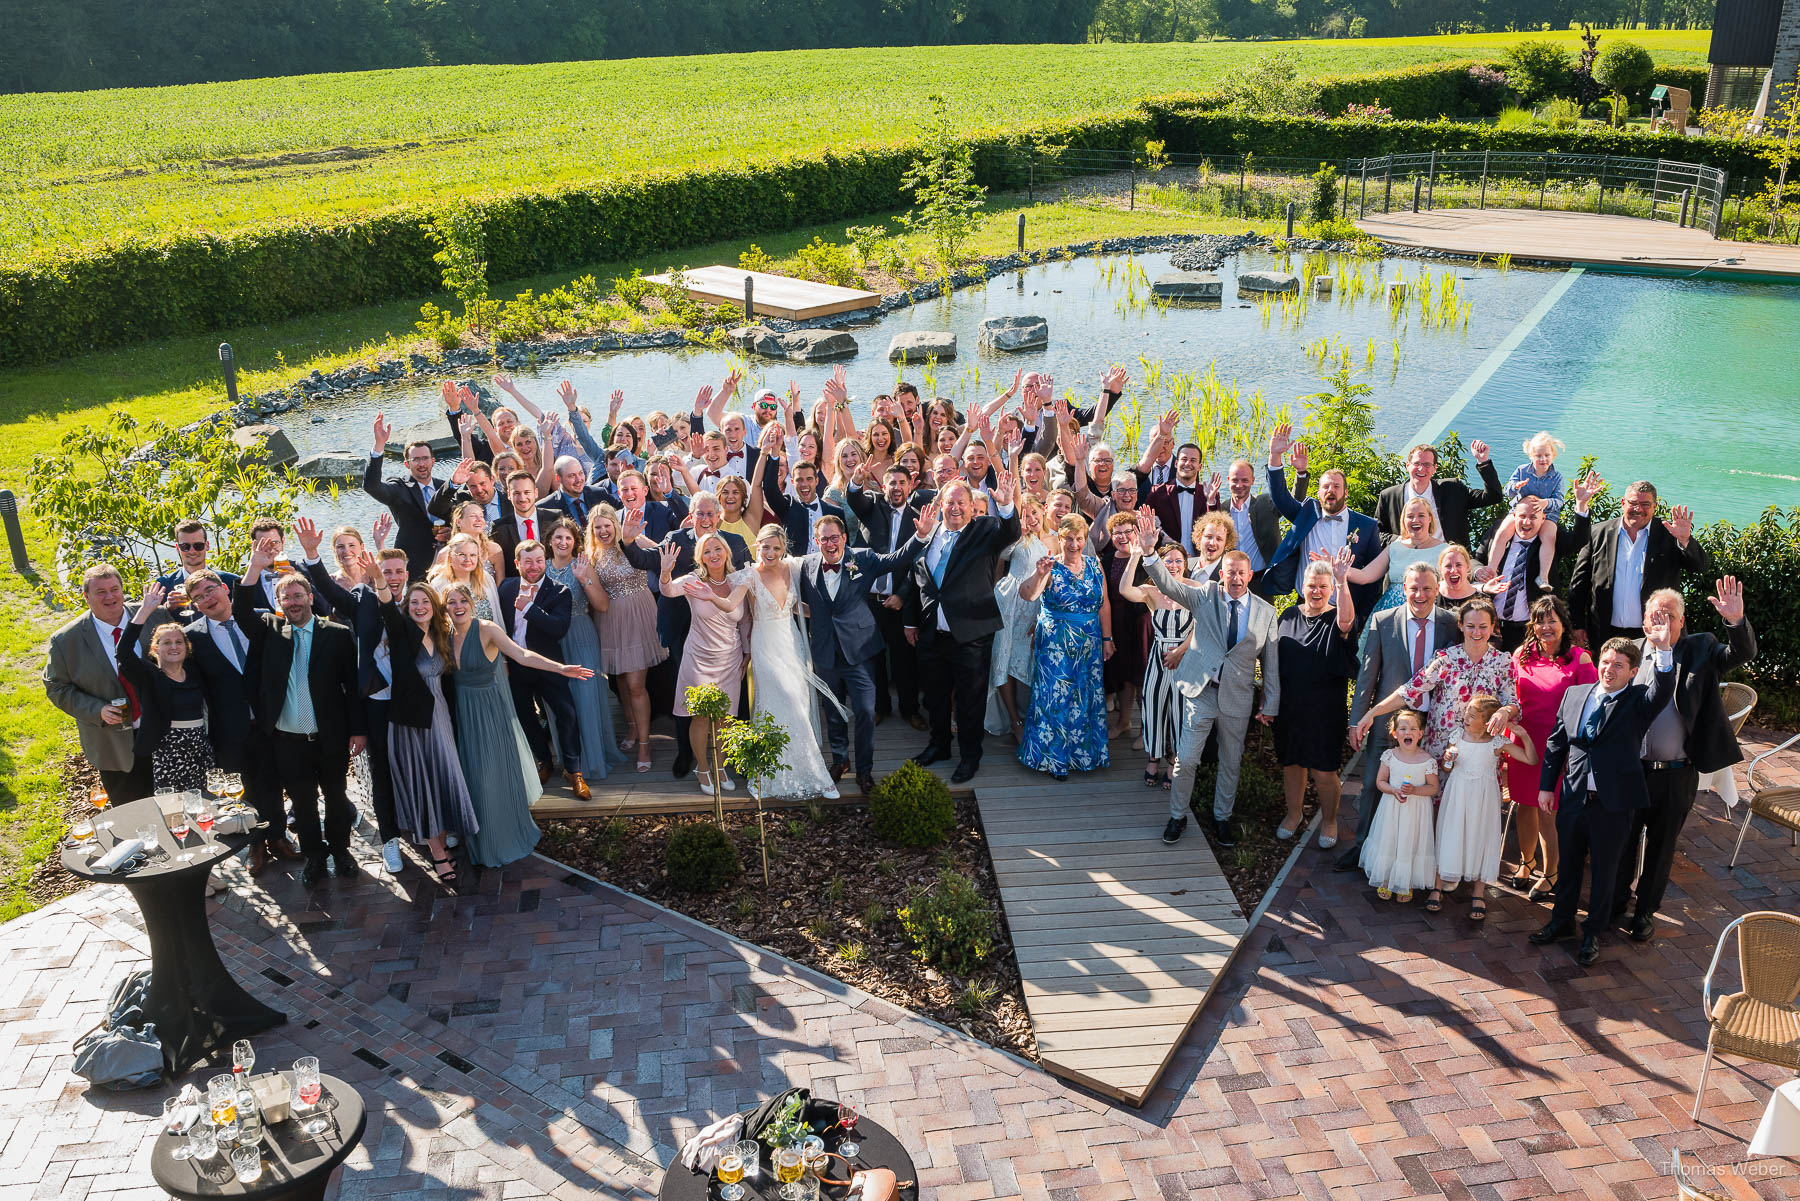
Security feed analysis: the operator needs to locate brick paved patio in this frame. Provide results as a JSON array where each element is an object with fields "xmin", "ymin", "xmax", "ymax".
[{"xmin": 3, "ymin": 734, "xmax": 1797, "ymax": 1201}]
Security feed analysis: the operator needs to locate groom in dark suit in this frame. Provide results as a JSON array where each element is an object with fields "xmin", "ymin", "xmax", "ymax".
[
  {"xmin": 798, "ymin": 510, "xmax": 934, "ymax": 794},
  {"xmin": 902, "ymin": 475, "xmax": 1020, "ymax": 783}
]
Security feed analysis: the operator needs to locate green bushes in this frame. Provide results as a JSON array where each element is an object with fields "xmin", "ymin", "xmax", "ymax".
[
  {"xmin": 665, "ymin": 822, "xmax": 741, "ymax": 892},
  {"xmin": 1314, "ymin": 59, "xmax": 1506, "ymax": 121},
  {"xmin": 1686, "ymin": 509, "xmax": 1800, "ymax": 697},
  {"xmin": 1596, "ymin": 42, "xmax": 1658, "ymax": 112},
  {"xmin": 897, "ymin": 867, "xmax": 998, "ymax": 976},
  {"xmin": 1503, "ymin": 41, "xmax": 1576, "ymax": 105},
  {"xmin": 868, "ymin": 760, "xmax": 955, "ymax": 848}
]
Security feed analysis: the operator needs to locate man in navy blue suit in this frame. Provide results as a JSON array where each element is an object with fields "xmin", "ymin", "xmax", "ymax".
[
  {"xmin": 1262, "ymin": 423, "xmax": 1382, "ymax": 622},
  {"xmin": 156, "ymin": 519, "xmax": 241, "ymax": 622},
  {"xmin": 496, "ymin": 540, "xmax": 587, "ymax": 799},
  {"xmin": 1530, "ymin": 623, "xmax": 1677, "ymax": 967},
  {"xmin": 797, "ymin": 508, "xmax": 934, "ymax": 794}
]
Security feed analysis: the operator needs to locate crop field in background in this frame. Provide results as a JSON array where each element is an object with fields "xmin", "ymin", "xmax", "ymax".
[{"xmin": 0, "ymin": 31, "xmax": 1706, "ymax": 263}]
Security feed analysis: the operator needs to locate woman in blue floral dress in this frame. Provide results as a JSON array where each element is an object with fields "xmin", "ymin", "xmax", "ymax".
[{"xmin": 1017, "ymin": 513, "xmax": 1113, "ymax": 781}]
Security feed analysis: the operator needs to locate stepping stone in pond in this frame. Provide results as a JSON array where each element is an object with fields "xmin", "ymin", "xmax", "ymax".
[
  {"xmin": 888, "ymin": 331, "xmax": 957, "ymax": 363},
  {"xmin": 1151, "ymin": 272, "xmax": 1222, "ymax": 300},
  {"xmin": 298, "ymin": 452, "xmax": 371, "ymax": 484},
  {"xmin": 1237, "ymin": 270, "xmax": 1300, "ymax": 295},
  {"xmin": 977, "ymin": 315, "xmax": 1048, "ymax": 352}
]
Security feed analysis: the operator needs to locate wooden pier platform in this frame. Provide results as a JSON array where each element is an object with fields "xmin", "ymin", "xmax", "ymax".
[{"xmin": 642, "ymin": 266, "xmax": 880, "ymax": 320}]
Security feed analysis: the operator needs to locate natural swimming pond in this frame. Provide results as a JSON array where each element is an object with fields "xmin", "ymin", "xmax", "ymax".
[{"xmin": 290, "ymin": 247, "xmax": 1800, "ymax": 531}]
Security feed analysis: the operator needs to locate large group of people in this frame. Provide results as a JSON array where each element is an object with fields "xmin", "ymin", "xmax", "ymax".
[{"xmin": 43, "ymin": 363, "xmax": 1757, "ymax": 963}]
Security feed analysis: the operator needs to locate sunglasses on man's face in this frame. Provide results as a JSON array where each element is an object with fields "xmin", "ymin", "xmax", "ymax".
[{"xmin": 178, "ymin": 540, "xmax": 207, "ymax": 551}]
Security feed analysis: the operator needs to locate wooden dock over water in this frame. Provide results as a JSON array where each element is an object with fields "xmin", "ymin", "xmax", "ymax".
[
  {"xmin": 538, "ymin": 714, "xmax": 1246, "ymax": 1106},
  {"xmin": 642, "ymin": 266, "xmax": 881, "ymax": 320},
  {"xmin": 1357, "ymin": 208, "xmax": 1800, "ymax": 279}
]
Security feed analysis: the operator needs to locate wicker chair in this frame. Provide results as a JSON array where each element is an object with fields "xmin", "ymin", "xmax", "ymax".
[
  {"xmin": 1720, "ymin": 682, "xmax": 1757, "ymax": 737},
  {"xmin": 1727, "ymin": 730, "xmax": 1800, "ymax": 868},
  {"xmin": 1692, "ymin": 910, "xmax": 1800, "ymax": 1119},
  {"xmin": 1672, "ymin": 1149, "xmax": 1732, "ymax": 1200}
]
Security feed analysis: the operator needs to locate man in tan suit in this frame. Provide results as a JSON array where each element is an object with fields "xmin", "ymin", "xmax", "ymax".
[{"xmin": 44, "ymin": 563, "xmax": 151, "ymax": 802}]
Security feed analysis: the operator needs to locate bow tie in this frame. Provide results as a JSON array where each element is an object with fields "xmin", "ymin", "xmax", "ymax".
[
  {"xmin": 1320, "ymin": 512, "xmax": 1346, "ymax": 523},
  {"xmin": 726, "ymin": 450, "xmax": 745, "ymax": 461},
  {"xmin": 821, "ymin": 562, "xmax": 841, "ymax": 574},
  {"xmin": 1176, "ymin": 485, "xmax": 1195, "ymax": 495},
  {"xmin": 701, "ymin": 469, "xmax": 721, "ymax": 479}
]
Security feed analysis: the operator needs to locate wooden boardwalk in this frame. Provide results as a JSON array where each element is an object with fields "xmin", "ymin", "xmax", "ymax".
[
  {"xmin": 540, "ymin": 713, "xmax": 1247, "ymax": 1107},
  {"xmin": 642, "ymin": 266, "xmax": 880, "ymax": 320},
  {"xmin": 1357, "ymin": 207, "xmax": 1800, "ymax": 279}
]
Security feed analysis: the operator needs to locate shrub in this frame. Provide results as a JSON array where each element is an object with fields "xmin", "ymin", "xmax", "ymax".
[
  {"xmin": 1309, "ymin": 162, "xmax": 1341, "ymax": 223},
  {"xmin": 844, "ymin": 224, "xmax": 887, "ymax": 265},
  {"xmin": 791, "ymin": 237, "xmax": 864, "ymax": 288},
  {"xmin": 1504, "ymin": 40, "xmax": 1576, "ymax": 105},
  {"xmin": 738, "ymin": 244, "xmax": 775, "ymax": 273},
  {"xmin": 1220, "ymin": 49, "xmax": 1322, "ymax": 117},
  {"xmin": 1596, "ymin": 42, "xmax": 1657, "ymax": 104},
  {"xmin": 1536, "ymin": 97, "xmax": 1584, "ymax": 131},
  {"xmin": 414, "ymin": 301, "xmax": 464, "ymax": 350},
  {"xmin": 897, "ymin": 867, "xmax": 997, "ymax": 977},
  {"xmin": 664, "ymin": 822, "xmax": 741, "ymax": 893},
  {"xmin": 1467, "ymin": 64, "xmax": 1511, "ymax": 113},
  {"xmin": 868, "ymin": 761, "xmax": 955, "ymax": 847},
  {"xmin": 1494, "ymin": 106, "xmax": 1535, "ymax": 131}
]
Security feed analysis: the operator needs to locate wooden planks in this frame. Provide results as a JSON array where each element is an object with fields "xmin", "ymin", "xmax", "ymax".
[
  {"xmin": 1356, "ymin": 208, "xmax": 1800, "ymax": 279},
  {"xmin": 546, "ymin": 707, "xmax": 1248, "ymax": 1108},
  {"xmin": 641, "ymin": 266, "xmax": 880, "ymax": 320}
]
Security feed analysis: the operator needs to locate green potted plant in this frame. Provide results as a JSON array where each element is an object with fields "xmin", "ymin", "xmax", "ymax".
[
  {"xmin": 717, "ymin": 710, "xmax": 791, "ymax": 887},
  {"xmin": 685, "ymin": 683, "xmax": 731, "ymax": 827}
]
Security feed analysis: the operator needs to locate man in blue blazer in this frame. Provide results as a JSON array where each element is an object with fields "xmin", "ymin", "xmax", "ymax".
[
  {"xmin": 797, "ymin": 509, "xmax": 934, "ymax": 794},
  {"xmin": 1530, "ymin": 623, "xmax": 1677, "ymax": 966},
  {"xmin": 496, "ymin": 540, "xmax": 586, "ymax": 799},
  {"xmin": 761, "ymin": 455, "xmax": 846, "ymax": 557},
  {"xmin": 1261, "ymin": 425, "xmax": 1382, "ymax": 621}
]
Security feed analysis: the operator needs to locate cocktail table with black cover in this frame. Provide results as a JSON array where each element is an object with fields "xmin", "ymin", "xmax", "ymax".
[
  {"xmin": 151, "ymin": 1071, "xmax": 366, "ymax": 1201},
  {"xmin": 61, "ymin": 795, "xmax": 285, "ymax": 1077},
  {"xmin": 656, "ymin": 1113, "xmax": 917, "ymax": 1201}
]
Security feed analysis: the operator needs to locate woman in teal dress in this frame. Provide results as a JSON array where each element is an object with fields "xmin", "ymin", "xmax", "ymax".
[
  {"xmin": 1017, "ymin": 513, "xmax": 1113, "ymax": 781},
  {"xmin": 544, "ymin": 518, "xmax": 628, "ymax": 781},
  {"xmin": 441, "ymin": 580, "xmax": 595, "ymax": 869}
]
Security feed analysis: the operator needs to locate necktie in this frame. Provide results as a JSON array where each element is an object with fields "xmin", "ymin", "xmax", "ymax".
[
  {"xmin": 287, "ymin": 625, "xmax": 317, "ymax": 734},
  {"xmin": 523, "ymin": 517, "xmax": 535, "ymax": 541},
  {"xmin": 1226, "ymin": 598, "xmax": 1240, "ymax": 649},
  {"xmin": 1581, "ymin": 692, "xmax": 1609, "ymax": 741},
  {"xmin": 221, "ymin": 618, "xmax": 247, "ymax": 672},
  {"xmin": 932, "ymin": 530, "xmax": 960, "ymax": 585},
  {"xmin": 1411, "ymin": 617, "xmax": 1427, "ymax": 675},
  {"xmin": 110, "ymin": 627, "xmax": 141, "ymax": 721},
  {"xmin": 572, "ymin": 497, "xmax": 587, "ymax": 524}
]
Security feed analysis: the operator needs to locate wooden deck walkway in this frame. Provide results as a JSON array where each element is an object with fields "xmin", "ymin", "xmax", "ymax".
[
  {"xmin": 538, "ymin": 713, "xmax": 1246, "ymax": 1107},
  {"xmin": 1357, "ymin": 208, "xmax": 1800, "ymax": 279},
  {"xmin": 642, "ymin": 266, "xmax": 880, "ymax": 320}
]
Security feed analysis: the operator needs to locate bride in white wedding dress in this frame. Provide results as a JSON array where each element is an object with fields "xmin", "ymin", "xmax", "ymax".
[{"xmin": 700, "ymin": 526, "xmax": 847, "ymax": 800}]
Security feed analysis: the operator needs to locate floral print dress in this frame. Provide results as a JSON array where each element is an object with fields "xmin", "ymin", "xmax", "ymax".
[
  {"xmin": 1018, "ymin": 557, "xmax": 1109, "ymax": 775},
  {"xmin": 1399, "ymin": 645, "xmax": 1518, "ymax": 762}
]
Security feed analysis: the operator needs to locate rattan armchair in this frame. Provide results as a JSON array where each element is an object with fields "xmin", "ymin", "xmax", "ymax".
[
  {"xmin": 1672, "ymin": 1149, "xmax": 1732, "ymax": 1200},
  {"xmin": 1727, "ymin": 730, "xmax": 1800, "ymax": 867},
  {"xmin": 1692, "ymin": 910, "xmax": 1800, "ymax": 1119},
  {"xmin": 1720, "ymin": 682, "xmax": 1757, "ymax": 736}
]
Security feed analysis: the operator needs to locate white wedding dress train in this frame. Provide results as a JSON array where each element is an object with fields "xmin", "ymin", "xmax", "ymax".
[{"xmin": 733, "ymin": 563, "xmax": 846, "ymax": 800}]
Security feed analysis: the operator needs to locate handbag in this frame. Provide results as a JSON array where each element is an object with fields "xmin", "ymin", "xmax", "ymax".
[
  {"xmin": 812, "ymin": 1155, "xmax": 910, "ymax": 1201},
  {"xmin": 72, "ymin": 1022, "xmax": 162, "ymax": 1090}
]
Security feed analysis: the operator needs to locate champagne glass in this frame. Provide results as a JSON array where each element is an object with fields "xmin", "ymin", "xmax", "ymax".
[
  {"xmin": 194, "ymin": 797, "xmax": 215, "ymax": 845},
  {"xmin": 836, "ymin": 1102, "xmax": 860, "ymax": 1159},
  {"xmin": 294, "ymin": 1058, "xmax": 328, "ymax": 1136},
  {"xmin": 233, "ymin": 1039, "xmax": 256, "ymax": 1077},
  {"xmin": 169, "ymin": 806, "xmax": 192, "ymax": 863},
  {"xmin": 715, "ymin": 1150, "xmax": 747, "ymax": 1201},
  {"xmin": 774, "ymin": 1145, "xmax": 805, "ymax": 1201}
]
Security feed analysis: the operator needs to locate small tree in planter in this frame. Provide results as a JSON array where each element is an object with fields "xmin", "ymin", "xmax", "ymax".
[
  {"xmin": 717, "ymin": 710, "xmax": 791, "ymax": 888},
  {"xmin": 685, "ymin": 683, "xmax": 731, "ymax": 827}
]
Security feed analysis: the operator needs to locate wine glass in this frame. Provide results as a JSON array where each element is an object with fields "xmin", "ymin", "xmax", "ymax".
[
  {"xmin": 90, "ymin": 784, "xmax": 114, "ymax": 839},
  {"xmin": 836, "ymin": 1102, "xmax": 860, "ymax": 1159},
  {"xmin": 164, "ymin": 1097, "xmax": 199, "ymax": 1160},
  {"xmin": 169, "ymin": 806, "xmax": 192, "ymax": 863},
  {"xmin": 293, "ymin": 1057, "xmax": 329, "ymax": 1136},
  {"xmin": 233, "ymin": 1039, "xmax": 256, "ymax": 1077},
  {"xmin": 774, "ymin": 1145, "xmax": 805, "ymax": 1201},
  {"xmin": 223, "ymin": 773, "xmax": 245, "ymax": 804},
  {"xmin": 715, "ymin": 1150, "xmax": 747, "ymax": 1201},
  {"xmin": 194, "ymin": 797, "xmax": 215, "ymax": 845},
  {"xmin": 69, "ymin": 817, "xmax": 95, "ymax": 846}
]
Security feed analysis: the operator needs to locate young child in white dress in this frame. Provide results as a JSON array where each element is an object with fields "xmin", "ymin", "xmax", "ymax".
[
  {"xmin": 1433, "ymin": 693, "xmax": 1538, "ymax": 920},
  {"xmin": 1361, "ymin": 709, "xmax": 1440, "ymax": 902}
]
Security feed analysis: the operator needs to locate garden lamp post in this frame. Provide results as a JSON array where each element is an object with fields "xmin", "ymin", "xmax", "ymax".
[{"xmin": 219, "ymin": 343, "xmax": 239, "ymax": 408}]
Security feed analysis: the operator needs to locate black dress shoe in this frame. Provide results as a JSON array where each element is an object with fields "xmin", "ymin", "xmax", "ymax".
[
  {"xmin": 912, "ymin": 745, "xmax": 950, "ymax": 767},
  {"xmin": 856, "ymin": 774, "xmax": 876, "ymax": 795},
  {"xmin": 830, "ymin": 759, "xmax": 849, "ymax": 783},
  {"xmin": 1576, "ymin": 935, "xmax": 1602, "ymax": 966},
  {"xmin": 1331, "ymin": 845, "xmax": 1361, "ymax": 872},
  {"xmin": 671, "ymin": 750, "xmax": 694, "ymax": 779},
  {"xmin": 1214, "ymin": 818, "xmax": 1237, "ymax": 848},
  {"xmin": 1626, "ymin": 915, "xmax": 1655, "ymax": 943},
  {"xmin": 950, "ymin": 760, "xmax": 979, "ymax": 784},
  {"xmin": 331, "ymin": 850, "xmax": 359, "ymax": 879},
  {"xmin": 300, "ymin": 857, "xmax": 327, "ymax": 888},
  {"xmin": 1528, "ymin": 921, "xmax": 1576, "ymax": 945},
  {"xmin": 1162, "ymin": 817, "xmax": 1187, "ymax": 844}
]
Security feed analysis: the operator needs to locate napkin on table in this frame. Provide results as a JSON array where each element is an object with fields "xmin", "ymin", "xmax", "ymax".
[
  {"xmin": 677, "ymin": 1112, "xmax": 745, "ymax": 1173},
  {"xmin": 91, "ymin": 839, "xmax": 145, "ymax": 874}
]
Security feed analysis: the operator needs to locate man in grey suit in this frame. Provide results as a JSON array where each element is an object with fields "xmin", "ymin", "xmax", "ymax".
[
  {"xmin": 1136, "ymin": 513, "xmax": 1280, "ymax": 849},
  {"xmin": 1335, "ymin": 561, "xmax": 1462, "ymax": 871},
  {"xmin": 44, "ymin": 563, "xmax": 152, "ymax": 802}
]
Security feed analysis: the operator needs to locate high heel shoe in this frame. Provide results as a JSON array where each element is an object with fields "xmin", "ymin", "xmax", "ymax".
[
  {"xmin": 636, "ymin": 757, "xmax": 652, "ymax": 773},
  {"xmin": 1527, "ymin": 872, "xmax": 1557, "ymax": 901},
  {"xmin": 696, "ymin": 770, "xmax": 715, "ymax": 795},
  {"xmin": 1508, "ymin": 856, "xmax": 1539, "ymax": 891},
  {"xmin": 431, "ymin": 852, "xmax": 458, "ymax": 889}
]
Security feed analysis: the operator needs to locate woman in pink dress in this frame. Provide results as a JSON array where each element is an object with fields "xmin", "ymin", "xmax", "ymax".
[
  {"xmin": 660, "ymin": 531, "xmax": 750, "ymax": 794},
  {"xmin": 1354, "ymin": 597, "xmax": 1520, "ymax": 762},
  {"xmin": 1507, "ymin": 594, "xmax": 1596, "ymax": 901}
]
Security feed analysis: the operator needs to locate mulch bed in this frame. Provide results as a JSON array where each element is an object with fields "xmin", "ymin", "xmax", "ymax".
[
  {"xmin": 1178, "ymin": 724, "xmax": 1324, "ymax": 912},
  {"xmin": 540, "ymin": 799, "xmax": 1036, "ymax": 1061},
  {"xmin": 31, "ymin": 756, "xmax": 102, "ymax": 909}
]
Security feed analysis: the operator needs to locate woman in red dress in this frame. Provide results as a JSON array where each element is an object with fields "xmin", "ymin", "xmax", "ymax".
[{"xmin": 1507, "ymin": 595, "xmax": 1596, "ymax": 900}]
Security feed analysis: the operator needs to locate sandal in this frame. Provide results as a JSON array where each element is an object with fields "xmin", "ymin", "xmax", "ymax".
[
  {"xmin": 1528, "ymin": 873, "xmax": 1557, "ymax": 902},
  {"xmin": 431, "ymin": 853, "xmax": 458, "ymax": 888},
  {"xmin": 1396, "ymin": 890, "xmax": 1413, "ymax": 903},
  {"xmin": 1144, "ymin": 764, "xmax": 1161, "ymax": 788},
  {"xmin": 1508, "ymin": 856, "xmax": 1538, "ymax": 891},
  {"xmin": 1376, "ymin": 886, "xmax": 1392, "ymax": 901},
  {"xmin": 1469, "ymin": 897, "xmax": 1488, "ymax": 921},
  {"xmin": 619, "ymin": 737, "xmax": 637, "ymax": 752},
  {"xmin": 1160, "ymin": 770, "xmax": 1172, "ymax": 791},
  {"xmin": 636, "ymin": 757, "xmax": 652, "ymax": 773},
  {"xmin": 1424, "ymin": 890, "xmax": 1442, "ymax": 913}
]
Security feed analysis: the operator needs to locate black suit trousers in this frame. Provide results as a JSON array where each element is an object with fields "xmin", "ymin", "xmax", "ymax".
[
  {"xmin": 100, "ymin": 761, "xmax": 155, "ymax": 807},
  {"xmin": 1610, "ymin": 763, "xmax": 1699, "ymax": 922},
  {"xmin": 273, "ymin": 733, "xmax": 355, "ymax": 860},
  {"xmin": 916, "ymin": 625, "xmax": 991, "ymax": 762},
  {"xmin": 364, "ymin": 698, "xmax": 399, "ymax": 844},
  {"xmin": 509, "ymin": 666, "xmax": 580, "ymax": 773},
  {"xmin": 1552, "ymin": 794, "xmax": 1632, "ymax": 940},
  {"xmin": 869, "ymin": 597, "xmax": 919, "ymax": 718},
  {"xmin": 818, "ymin": 652, "xmax": 878, "ymax": 775}
]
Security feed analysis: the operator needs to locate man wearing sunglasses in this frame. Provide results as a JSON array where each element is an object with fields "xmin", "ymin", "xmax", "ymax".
[{"xmin": 155, "ymin": 519, "xmax": 241, "ymax": 622}]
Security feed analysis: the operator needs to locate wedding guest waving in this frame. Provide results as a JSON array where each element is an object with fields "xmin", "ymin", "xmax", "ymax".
[
  {"xmin": 365, "ymin": 413, "xmax": 449, "ymax": 579},
  {"xmin": 1568, "ymin": 479, "xmax": 1711, "ymax": 649},
  {"xmin": 1017, "ymin": 513, "xmax": 1111, "ymax": 781},
  {"xmin": 1273, "ymin": 554, "xmax": 1358, "ymax": 846},
  {"xmin": 1377, "ymin": 439, "xmax": 1504, "ymax": 551},
  {"xmin": 115, "ymin": 583, "xmax": 215, "ymax": 792},
  {"xmin": 661, "ymin": 533, "xmax": 750, "ymax": 795}
]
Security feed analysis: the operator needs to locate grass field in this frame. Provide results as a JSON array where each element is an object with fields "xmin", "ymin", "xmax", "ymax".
[{"xmin": 1, "ymin": 31, "xmax": 1706, "ymax": 264}]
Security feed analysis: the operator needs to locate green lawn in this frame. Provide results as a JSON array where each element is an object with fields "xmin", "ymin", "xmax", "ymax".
[{"xmin": 1, "ymin": 31, "xmax": 1706, "ymax": 263}]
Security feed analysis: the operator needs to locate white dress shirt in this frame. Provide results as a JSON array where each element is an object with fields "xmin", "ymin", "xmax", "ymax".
[
  {"xmin": 1228, "ymin": 497, "xmax": 1265, "ymax": 571},
  {"xmin": 204, "ymin": 616, "xmax": 249, "ymax": 675},
  {"xmin": 821, "ymin": 560, "xmax": 842, "ymax": 600},
  {"xmin": 1173, "ymin": 483, "xmax": 1198, "ymax": 554},
  {"xmin": 1305, "ymin": 509, "xmax": 1351, "ymax": 561},
  {"xmin": 875, "ymin": 503, "xmax": 905, "ymax": 595},
  {"xmin": 512, "ymin": 582, "xmax": 537, "ymax": 644},
  {"xmin": 1609, "ymin": 524, "xmax": 1650, "ymax": 629},
  {"xmin": 1405, "ymin": 481, "xmax": 1441, "ymax": 532}
]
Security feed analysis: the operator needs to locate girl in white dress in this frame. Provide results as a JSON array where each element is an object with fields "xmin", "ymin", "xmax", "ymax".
[
  {"xmin": 1432, "ymin": 693, "xmax": 1538, "ymax": 920},
  {"xmin": 1360, "ymin": 709, "xmax": 1439, "ymax": 902},
  {"xmin": 698, "ymin": 525, "xmax": 847, "ymax": 800}
]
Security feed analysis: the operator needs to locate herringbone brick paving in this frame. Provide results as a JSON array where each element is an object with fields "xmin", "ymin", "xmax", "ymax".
[{"xmin": 3, "ymin": 735, "xmax": 1797, "ymax": 1200}]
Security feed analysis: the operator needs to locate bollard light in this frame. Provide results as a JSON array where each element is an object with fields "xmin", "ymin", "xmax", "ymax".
[
  {"xmin": 743, "ymin": 276, "xmax": 754, "ymax": 320},
  {"xmin": 0, "ymin": 489, "xmax": 31, "ymax": 574},
  {"xmin": 219, "ymin": 343, "xmax": 239, "ymax": 408},
  {"xmin": 1017, "ymin": 212, "xmax": 1026, "ymax": 253},
  {"xmin": 1284, "ymin": 202, "xmax": 1296, "ymax": 239}
]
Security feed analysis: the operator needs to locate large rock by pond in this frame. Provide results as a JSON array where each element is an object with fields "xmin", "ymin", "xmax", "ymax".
[
  {"xmin": 1151, "ymin": 272, "xmax": 1222, "ymax": 300},
  {"xmin": 297, "ymin": 452, "xmax": 369, "ymax": 485},
  {"xmin": 1236, "ymin": 270, "xmax": 1301, "ymax": 295},
  {"xmin": 385, "ymin": 422, "xmax": 460, "ymax": 461},
  {"xmin": 727, "ymin": 325, "xmax": 858, "ymax": 362},
  {"xmin": 977, "ymin": 315, "xmax": 1049, "ymax": 352},
  {"xmin": 232, "ymin": 425, "xmax": 297, "ymax": 469},
  {"xmin": 887, "ymin": 331, "xmax": 957, "ymax": 363}
]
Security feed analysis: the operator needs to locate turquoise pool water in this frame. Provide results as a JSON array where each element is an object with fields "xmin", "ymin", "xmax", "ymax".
[{"xmin": 291, "ymin": 248, "xmax": 1798, "ymax": 530}]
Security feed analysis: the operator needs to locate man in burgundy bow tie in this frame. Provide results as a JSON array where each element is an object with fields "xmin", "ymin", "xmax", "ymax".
[
  {"xmin": 1147, "ymin": 442, "xmax": 1212, "ymax": 555},
  {"xmin": 719, "ymin": 412, "xmax": 759, "ymax": 480}
]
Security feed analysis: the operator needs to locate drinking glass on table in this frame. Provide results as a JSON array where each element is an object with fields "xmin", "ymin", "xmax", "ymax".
[
  {"xmin": 164, "ymin": 1097, "xmax": 200, "ymax": 1159},
  {"xmin": 774, "ymin": 1145, "xmax": 805, "ymax": 1200},
  {"xmin": 188, "ymin": 1120, "xmax": 219, "ymax": 1162},
  {"xmin": 836, "ymin": 1102, "xmax": 860, "ymax": 1159},
  {"xmin": 169, "ymin": 805, "xmax": 192, "ymax": 863},
  {"xmin": 90, "ymin": 784, "xmax": 114, "ymax": 838},
  {"xmin": 208, "ymin": 1074, "xmax": 240, "ymax": 1144},
  {"xmin": 137, "ymin": 824, "xmax": 159, "ymax": 855},
  {"xmin": 800, "ymin": 1134, "xmax": 826, "ymax": 1176},
  {"xmin": 715, "ymin": 1149, "xmax": 747, "ymax": 1201},
  {"xmin": 70, "ymin": 817, "xmax": 95, "ymax": 845},
  {"xmin": 732, "ymin": 1138, "xmax": 761, "ymax": 1182},
  {"xmin": 193, "ymin": 796, "xmax": 215, "ymax": 845},
  {"xmin": 233, "ymin": 1039, "xmax": 256, "ymax": 1076},
  {"xmin": 229, "ymin": 1144, "xmax": 263, "ymax": 1184},
  {"xmin": 293, "ymin": 1057, "xmax": 329, "ymax": 1136}
]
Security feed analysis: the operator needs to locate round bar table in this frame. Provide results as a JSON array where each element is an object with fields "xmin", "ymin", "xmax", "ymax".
[
  {"xmin": 62, "ymin": 795, "xmax": 286, "ymax": 1077},
  {"xmin": 152, "ymin": 1071, "xmax": 366, "ymax": 1201},
  {"xmin": 657, "ymin": 1114, "xmax": 917, "ymax": 1201}
]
